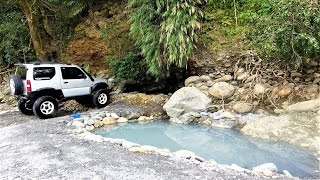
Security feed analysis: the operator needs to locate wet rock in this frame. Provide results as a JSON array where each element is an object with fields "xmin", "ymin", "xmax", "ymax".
[
  {"xmin": 164, "ymin": 87, "xmax": 211, "ymax": 124},
  {"xmin": 287, "ymin": 99, "xmax": 320, "ymax": 112},
  {"xmin": 208, "ymin": 82, "xmax": 235, "ymax": 99},
  {"xmin": 185, "ymin": 76, "xmax": 200, "ymax": 86},
  {"xmin": 117, "ymin": 117, "xmax": 128, "ymax": 123},
  {"xmin": 138, "ymin": 116, "xmax": 152, "ymax": 121},
  {"xmin": 254, "ymin": 83, "xmax": 266, "ymax": 94},
  {"xmin": 233, "ymin": 102, "xmax": 253, "ymax": 114},
  {"xmin": 215, "ymin": 75, "xmax": 232, "ymax": 82},
  {"xmin": 102, "ymin": 117, "xmax": 117, "ymax": 125}
]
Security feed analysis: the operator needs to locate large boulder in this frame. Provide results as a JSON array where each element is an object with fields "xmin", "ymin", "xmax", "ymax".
[
  {"xmin": 163, "ymin": 87, "xmax": 211, "ymax": 124},
  {"xmin": 208, "ymin": 82, "xmax": 235, "ymax": 99}
]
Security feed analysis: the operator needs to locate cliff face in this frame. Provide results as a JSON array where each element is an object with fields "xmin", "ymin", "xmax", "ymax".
[{"xmin": 62, "ymin": 1, "xmax": 133, "ymax": 74}]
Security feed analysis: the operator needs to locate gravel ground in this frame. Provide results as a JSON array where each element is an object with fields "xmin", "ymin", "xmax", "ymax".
[{"xmin": 0, "ymin": 106, "xmax": 294, "ymax": 180}]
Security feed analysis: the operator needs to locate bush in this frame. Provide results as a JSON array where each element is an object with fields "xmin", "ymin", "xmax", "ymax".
[
  {"xmin": 106, "ymin": 52, "xmax": 147, "ymax": 81},
  {"xmin": 247, "ymin": 0, "xmax": 320, "ymax": 66}
]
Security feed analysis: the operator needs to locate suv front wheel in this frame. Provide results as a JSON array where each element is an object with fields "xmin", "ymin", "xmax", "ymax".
[
  {"xmin": 93, "ymin": 89, "xmax": 109, "ymax": 108},
  {"xmin": 33, "ymin": 96, "xmax": 58, "ymax": 119}
]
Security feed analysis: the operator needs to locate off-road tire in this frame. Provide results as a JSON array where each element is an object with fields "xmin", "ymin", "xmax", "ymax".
[
  {"xmin": 33, "ymin": 96, "xmax": 58, "ymax": 119},
  {"xmin": 93, "ymin": 89, "xmax": 109, "ymax": 108},
  {"xmin": 18, "ymin": 98, "xmax": 34, "ymax": 115},
  {"xmin": 9, "ymin": 75, "xmax": 23, "ymax": 95}
]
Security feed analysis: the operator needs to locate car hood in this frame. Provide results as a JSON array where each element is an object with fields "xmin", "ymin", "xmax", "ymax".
[{"xmin": 93, "ymin": 77, "xmax": 108, "ymax": 84}]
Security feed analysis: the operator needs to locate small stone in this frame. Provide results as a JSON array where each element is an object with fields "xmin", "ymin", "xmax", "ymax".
[
  {"xmin": 173, "ymin": 150, "xmax": 196, "ymax": 159},
  {"xmin": 127, "ymin": 112, "xmax": 140, "ymax": 120},
  {"xmin": 314, "ymin": 73, "xmax": 320, "ymax": 78},
  {"xmin": 246, "ymin": 75, "xmax": 257, "ymax": 82},
  {"xmin": 105, "ymin": 112, "xmax": 111, "ymax": 117},
  {"xmin": 73, "ymin": 127, "xmax": 84, "ymax": 134},
  {"xmin": 110, "ymin": 113, "xmax": 119, "ymax": 119},
  {"xmin": 84, "ymin": 119, "xmax": 95, "ymax": 126},
  {"xmin": 85, "ymin": 125, "xmax": 95, "ymax": 131},
  {"xmin": 141, "ymin": 145, "xmax": 158, "ymax": 152},
  {"xmin": 307, "ymin": 70, "xmax": 314, "ymax": 74},
  {"xmin": 122, "ymin": 141, "xmax": 140, "ymax": 149},
  {"xmin": 236, "ymin": 68, "xmax": 245, "ymax": 76},
  {"xmin": 138, "ymin": 116, "xmax": 151, "ymax": 121},
  {"xmin": 117, "ymin": 117, "xmax": 128, "ymax": 123},
  {"xmin": 283, "ymin": 170, "xmax": 293, "ymax": 177},
  {"xmin": 102, "ymin": 117, "xmax": 117, "ymax": 125},
  {"xmin": 94, "ymin": 120, "xmax": 104, "ymax": 128},
  {"xmin": 215, "ymin": 75, "xmax": 232, "ymax": 82},
  {"xmin": 220, "ymin": 111, "xmax": 236, "ymax": 120},
  {"xmin": 291, "ymin": 72, "xmax": 302, "ymax": 78},
  {"xmin": 128, "ymin": 146, "xmax": 147, "ymax": 153},
  {"xmin": 252, "ymin": 163, "xmax": 278, "ymax": 175},
  {"xmin": 278, "ymin": 84, "xmax": 294, "ymax": 97},
  {"xmin": 208, "ymin": 82, "xmax": 235, "ymax": 99},
  {"xmin": 72, "ymin": 121, "xmax": 85, "ymax": 128},
  {"xmin": 313, "ymin": 78, "xmax": 320, "ymax": 84},
  {"xmin": 233, "ymin": 102, "xmax": 253, "ymax": 114},
  {"xmin": 185, "ymin": 76, "xmax": 200, "ymax": 86},
  {"xmin": 237, "ymin": 72, "xmax": 249, "ymax": 81},
  {"xmin": 97, "ymin": 112, "xmax": 106, "ymax": 118},
  {"xmin": 310, "ymin": 61, "xmax": 319, "ymax": 66},
  {"xmin": 206, "ymin": 81, "xmax": 214, "ymax": 87},
  {"xmin": 254, "ymin": 83, "xmax": 266, "ymax": 94},
  {"xmin": 200, "ymin": 75, "xmax": 211, "ymax": 82}
]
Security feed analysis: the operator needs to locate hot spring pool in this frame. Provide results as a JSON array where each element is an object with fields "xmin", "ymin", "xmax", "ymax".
[{"xmin": 94, "ymin": 120, "xmax": 319, "ymax": 178}]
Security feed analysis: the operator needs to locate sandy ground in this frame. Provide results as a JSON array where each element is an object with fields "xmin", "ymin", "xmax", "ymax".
[{"xmin": 0, "ymin": 105, "xmax": 294, "ymax": 180}]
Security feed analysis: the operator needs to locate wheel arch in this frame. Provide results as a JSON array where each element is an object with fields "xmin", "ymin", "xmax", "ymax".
[
  {"xmin": 28, "ymin": 88, "xmax": 63, "ymax": 100},
  {"xmin": 91, "ymin": 82, "xmax": 109, "ymax": 93}
]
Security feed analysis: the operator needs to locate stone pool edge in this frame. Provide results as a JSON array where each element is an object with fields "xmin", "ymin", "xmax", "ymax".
[{"xmin": 67, "ymin": 111, "xmax": 296, "ymax": 179}]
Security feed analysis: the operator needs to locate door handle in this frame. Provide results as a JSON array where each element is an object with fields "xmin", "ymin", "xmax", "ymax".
[{"xmin": 64, "ymin": 82, "xmax": 69, "ymax": 84}]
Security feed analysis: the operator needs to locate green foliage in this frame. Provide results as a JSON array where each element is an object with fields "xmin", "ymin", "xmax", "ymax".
[
  {"xmin": 248, "ymin": 0, "xmax": 320, "ymax": 66},
  {"xmin": 106, "ymin": 52, "xmax": 147, "ymax": 81},
  {"xmin": 128, "ymin": 0, "xmax": 205, "ymax": 76},
  {"xmin": 84, "ymin": 65, "xmax": 91, "ymax": 74},
  {"xmin": 0, "ymin": 0, "xmax": 35, "ymax": 65}
]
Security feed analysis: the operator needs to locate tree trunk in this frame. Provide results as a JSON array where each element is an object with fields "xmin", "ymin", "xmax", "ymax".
[{"xmin": 20, "ymin": 0, "xmax": 59, "ymax": 61}]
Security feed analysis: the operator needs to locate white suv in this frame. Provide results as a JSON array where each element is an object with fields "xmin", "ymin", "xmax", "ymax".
[{"xmin": 10, "ymin": 62, "xmax": 110, "ymax": 119}]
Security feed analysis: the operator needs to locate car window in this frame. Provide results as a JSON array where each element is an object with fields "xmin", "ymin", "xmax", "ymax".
[
  {"xmin": 61, "ymin": 67, "xmax": 86, "ymax": 79},
  {"xmin": 33, "ymin": 67, "xmax": 56, "ymax": 80},
  {"xmin": 16, "ymin": 66, "xmax": 27, "ymax": 80}
]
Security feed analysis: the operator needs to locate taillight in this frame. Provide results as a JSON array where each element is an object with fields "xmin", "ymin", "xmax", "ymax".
[{"xmin": 26, "ymin": 80, "xmax": 32, "ymax": 92}]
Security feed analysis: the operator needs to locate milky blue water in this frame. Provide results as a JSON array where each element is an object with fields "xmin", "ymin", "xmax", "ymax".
[{"xmin": 94, "ymin": 120, "xmax": 319, "ymax": 178}]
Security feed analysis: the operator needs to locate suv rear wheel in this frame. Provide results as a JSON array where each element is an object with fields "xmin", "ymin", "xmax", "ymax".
[
  {"xmin": 18, "ymin": 98, "xmax": 34, "ymax": 115},
  {"xmin": 33, "ymin": 96, "xmax": 58, "ymax": 119},
  {"xmin": 93, "ymin": 89, "xmax": 109, "ymax": 108},
  {"xmin": 9, "ymin": 75, "xmax": 24, "ymax": 95}
]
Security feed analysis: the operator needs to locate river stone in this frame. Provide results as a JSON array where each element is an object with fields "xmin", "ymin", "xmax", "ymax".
[
  {"xmin": 110, "ymin": 113, "xmax": 119, "ymax": 119},
  {"xmin": 215, "ymin": 75, "xmax": 232, "ymax": 82},
  {"xmin": 163, "ymin": 87, "xmax": 211, "ymax": 124},
  {"xmin": 117, "ymin": 117, "xmax": 128, "ymax": 123},
  {"xmin": 102, "ymin": 117, "xmax": 117, "ymax": 125},
  {"xmin": 127, "ymin": 112, "xmax": 140, "ymax": 120},
  {"xmin": 94, "ymin": 120, "xmax": 104, "ymax": 128},
  {"xmin": 220, "ymin": 111, "xmax": 236, "ymax": 120},
  {"xmin": 138, "ymin": 116, "xmax": 151, "ymax": 121},
  {"xmin": 233, "ymin": 102, "xmax": 253, "ymax": 114},
  {"xmin": 84, "ymin": 119, "xmax": 95, "ymax": 126},
  {"xmin": 286, "ymin": 99, "xmax": 320, "ymax": 112},
  {"xmin": 128, "ymin": 146, "xmax": 147, "ymax": 153},
  {"xmin": 252, "ymin": 163, "xmax": 278, "ymax": 176},
  {"xmin": 85, "ymin": 125, "xmax": 95, "ymax": 132},
  {"xmin": 185, "ymin": 76, "xmax": 200, "ymax": 86},
  {"xmin": 200, "ymin": 75, "xmax": 211, "ymax": 82},
  {"xmin": 208, "ymin": 82, "xmax": 235, "ymax": 99}
]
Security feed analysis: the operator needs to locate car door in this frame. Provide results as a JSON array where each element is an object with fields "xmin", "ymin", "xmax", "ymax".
[{"xmin": 60, "ymin": 66, "xmax": 92, "ymax": 97}]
